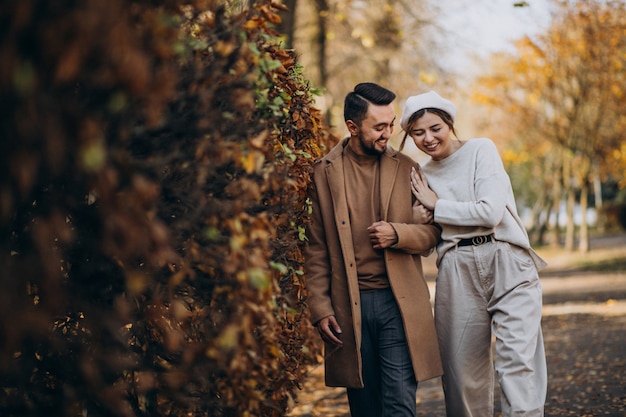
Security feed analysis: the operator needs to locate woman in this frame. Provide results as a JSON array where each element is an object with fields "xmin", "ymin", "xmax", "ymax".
[{"xmin": 399, "ymin": 91, "xmax": 548, "ymax": 417}]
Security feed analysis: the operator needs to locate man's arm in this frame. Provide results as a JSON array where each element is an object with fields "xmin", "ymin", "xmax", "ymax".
[
  {"xmin": 305, "ymin": 178, "xmax": 344, "ymax": 346},
  {"xmin": 387, "ymin": 222, "xmax": 441, "ymax": 255},
  {"xmin": 367, "ymin": 220, "xmax": 440, "ymax": 254}
]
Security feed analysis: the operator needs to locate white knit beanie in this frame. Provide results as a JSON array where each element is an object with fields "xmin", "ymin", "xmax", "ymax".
[{"xmin": 399, "ymin": 91, "xmax": 457, "ymax": 131}]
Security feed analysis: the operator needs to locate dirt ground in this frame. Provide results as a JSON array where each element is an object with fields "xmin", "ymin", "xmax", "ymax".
[{"xmin": 287, "ymin": 235, "xmax": 626, "ymax": 417}]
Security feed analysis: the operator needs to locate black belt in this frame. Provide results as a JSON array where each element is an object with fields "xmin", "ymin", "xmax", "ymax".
[{"xmin": 457, "ymin": 235, "xmax": 493, "ymax": 247}]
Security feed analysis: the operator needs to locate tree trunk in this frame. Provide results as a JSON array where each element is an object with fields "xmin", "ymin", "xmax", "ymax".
[
  {"xmin": 313, "ymin": 0, "xmax": 330, "ymax": 124},
  {"xmin": 563, "ymin": 155, "xmax": 576, "ymax": 251},
  {"xmin": 528, "ymin": 189, "xmax": 547, "ymax": 245},
  {"xmin": 579, "ymin": 179, "xmax": 590, "ymax": 253},
  {"xmin": 593, "ymin": 164, "xmax": 605, "ymax": 232},
  {"xmin": 550, "ymin": 153, "xmax": 564, "ymax": 248},
  {"xmin": 537, "ymin": 204, "xmax": 551, "ymax": 246},
  {"xmin": 565, "ymin": 186, "xmax": 576, "ymax": 251},
  {"xmin": 277, "ymin": 0, "xmax": 297, "ymax": 49},
  {"xmin": 313, "ymin": 0, "xmax": 328, "ymax": 86}
]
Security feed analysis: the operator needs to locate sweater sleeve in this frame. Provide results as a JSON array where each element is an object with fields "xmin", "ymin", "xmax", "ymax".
[{"xmin": 433, "ymin": 140, "xmax": 510, "ymax": 228}]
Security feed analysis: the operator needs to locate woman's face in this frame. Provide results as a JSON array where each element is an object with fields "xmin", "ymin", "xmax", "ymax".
[{"xmin": 409, "ymin": 111, "xmax": 455, "ymax": 161}]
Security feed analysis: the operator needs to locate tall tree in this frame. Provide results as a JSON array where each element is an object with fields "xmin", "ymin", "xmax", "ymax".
[{"xmin": 472, "ymin": 0, "xmax": 626, "ymax": 252}]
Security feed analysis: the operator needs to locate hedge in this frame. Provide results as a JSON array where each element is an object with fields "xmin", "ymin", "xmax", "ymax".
[{"xmin": 0, "ymin": 1, "xmax": 334, "ymax": 416}]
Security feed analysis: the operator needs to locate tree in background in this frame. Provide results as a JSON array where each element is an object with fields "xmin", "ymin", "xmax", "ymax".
[
  {"xmin": 0, "ymin": 1, "xmax": 333, "ymax": 416},
  {"xmin": 472, "ymin": 0, "xmax": 626, "ymax": 252},
  {"xmin": 281, "ymin": 0, "xmax": 450, "ymax": 130}
]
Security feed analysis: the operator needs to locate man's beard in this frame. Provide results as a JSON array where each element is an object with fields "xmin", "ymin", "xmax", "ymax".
[{"xmin": 358, "ymin": 131, "xmax": 385, "ymax": 156}]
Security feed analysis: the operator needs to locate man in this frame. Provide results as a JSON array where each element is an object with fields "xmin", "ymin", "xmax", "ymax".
[{"xmin": 305, "ymin": 82, "xmax": 442, "ymax": 417}]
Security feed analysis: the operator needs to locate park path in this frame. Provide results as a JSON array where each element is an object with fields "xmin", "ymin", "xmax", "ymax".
[{"xmin": 287, "ymin": 234, "xmax": 626, "ymax": 417}]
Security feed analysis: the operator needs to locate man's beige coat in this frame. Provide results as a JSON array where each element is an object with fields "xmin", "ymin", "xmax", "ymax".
[{"xmin": 305, "ymin": 138, "xmax": 443, "ymax": 388}]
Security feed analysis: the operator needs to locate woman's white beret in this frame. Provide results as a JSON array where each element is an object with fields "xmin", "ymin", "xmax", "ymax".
[{"xmin": 400, "ymin": 90, "xmax": 457, "ymax": 130}]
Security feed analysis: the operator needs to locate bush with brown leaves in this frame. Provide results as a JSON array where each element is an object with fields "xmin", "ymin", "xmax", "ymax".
[{"xmin": 0, "ymin": 1, "xmax": 333, "ymax": 416}]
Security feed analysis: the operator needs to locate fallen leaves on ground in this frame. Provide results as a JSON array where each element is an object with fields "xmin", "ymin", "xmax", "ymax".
[{"xmin": 288, "ymin": 313, "xmax": 626, "ymax": 417}]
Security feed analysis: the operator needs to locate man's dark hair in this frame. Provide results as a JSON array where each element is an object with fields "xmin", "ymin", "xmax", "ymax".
[{"xmin": 344, "ymin": 82, "xmax": 396, "ymax": 126}]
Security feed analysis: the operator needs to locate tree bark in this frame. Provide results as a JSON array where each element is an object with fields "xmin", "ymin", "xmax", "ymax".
[
  {"xmin": 277, "ymin": 0, "xmax": 297, "ymax": 49},
  {"xmin": 579, "ymin": 179, "xmax": 590, "ymax": 253},
  {"xmin": 564, "ymin": 155, "xmax": 576, "ymax": 251}
]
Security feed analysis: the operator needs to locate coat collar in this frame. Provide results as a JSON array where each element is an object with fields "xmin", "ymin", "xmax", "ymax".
[{"xmin": 322, "ymin": 137, "xmax": 400, "ymax": 220}]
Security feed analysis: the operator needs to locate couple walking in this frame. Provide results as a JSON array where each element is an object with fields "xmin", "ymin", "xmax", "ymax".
[{"xmin": 305, "ymin": 82, "xmax": 548, "ymax": 417}]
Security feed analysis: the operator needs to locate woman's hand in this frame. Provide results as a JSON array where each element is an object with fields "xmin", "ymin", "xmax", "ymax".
[
  {"xmin": 411, "ymin": 167, "xmax": 438, "ymax": 211},
  {"xmin": 413, "ymin": 201, "xmax": 433, "ymax": 224}
]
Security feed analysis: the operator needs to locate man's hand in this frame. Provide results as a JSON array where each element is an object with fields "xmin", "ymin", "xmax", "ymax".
[
  {"xmin": 367, "ymin": 221, "xmax": 398, "ymax": 249},
  {"xmin": 317, "ymin": 315, "xmax": 343, "ymax": 346}
]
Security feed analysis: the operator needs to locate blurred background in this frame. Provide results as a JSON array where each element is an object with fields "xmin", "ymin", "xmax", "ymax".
[{"xmin": 280, "ymin": 0, "xmax": 626, "ymax": 252}]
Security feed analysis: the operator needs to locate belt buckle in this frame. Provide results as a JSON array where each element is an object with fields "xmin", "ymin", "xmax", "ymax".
[{"xmin": 471, "ymin": 235, "xmax": 487, "ymax": 245}]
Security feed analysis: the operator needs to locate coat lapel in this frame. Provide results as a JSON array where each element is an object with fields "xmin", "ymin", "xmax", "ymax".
[
  {"xmin": 323, "ymin": 141, "xmax": 356, "ymax": 273},
  {"xmin": 379, "ymin": 151, "xmax": 399, "ymax": 220},
  {"xmin": 325, "ymin": 157, "xmax": 348, "ymax": 226}
]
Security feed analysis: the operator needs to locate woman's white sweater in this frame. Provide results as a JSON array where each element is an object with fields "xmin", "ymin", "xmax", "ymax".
[{"xmin": 422, "ymin": 138, "xmax": 546, "ymax": 269}]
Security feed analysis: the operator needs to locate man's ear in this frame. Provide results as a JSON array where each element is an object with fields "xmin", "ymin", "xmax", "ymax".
[{"xmin": 346, "ymin": 120, "xmax": 359, "ymax": 136}]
